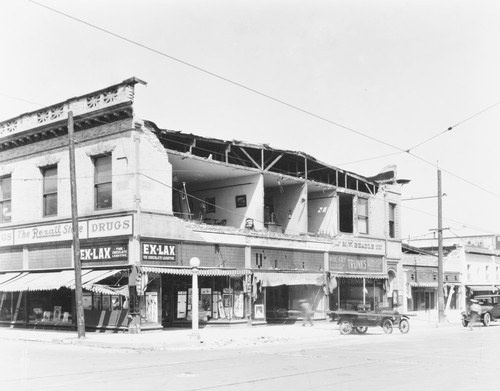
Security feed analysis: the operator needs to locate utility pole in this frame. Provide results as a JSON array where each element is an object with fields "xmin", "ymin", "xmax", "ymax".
[
  {"xmin": 68, "ymin": 111, "xmax": 85, "ymax": 338},
  {"xmin": 437, "ymin": 169, "xmax": 445, "ymax": 323}
]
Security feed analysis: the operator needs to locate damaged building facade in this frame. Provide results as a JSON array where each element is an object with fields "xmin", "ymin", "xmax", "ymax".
[{"xmin": 0, "ymin": 78, "xmax": 405, "ymax": 332}]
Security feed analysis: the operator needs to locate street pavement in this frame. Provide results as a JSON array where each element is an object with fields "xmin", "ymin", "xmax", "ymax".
[{"xmin": 0, "ymin": 314, "xmax": 461, "ymax": 351}]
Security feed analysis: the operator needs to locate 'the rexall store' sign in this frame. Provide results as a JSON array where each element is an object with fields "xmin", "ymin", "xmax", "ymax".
[{"xmin": 0, "ymin": 215, "xmax": 133, "ymax": 247}]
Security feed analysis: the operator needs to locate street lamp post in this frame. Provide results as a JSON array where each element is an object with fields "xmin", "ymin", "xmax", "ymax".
[{"xmin": 189, "ymin": 257, "xmax": 200, "ymax": 339}]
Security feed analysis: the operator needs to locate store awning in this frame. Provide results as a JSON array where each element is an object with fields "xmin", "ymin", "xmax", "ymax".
[
  {"xmin": 254, "ymin": 272, "xmax": 324, "ymax": 287},
  {"xmin": 0, "ymin": 269, "xmax": 125, "ymax": 292},
  {"xmin": 89, "ymin": 284, "xmax": 129, "ymax": 297},
  {"xmin": 466, "ymin": 285, "xmax": 499, "ymax": 292},
  {"xmin": 141, "ymin": 266, "xmax": 249, "ymax": 277},
  {"xmin": 409, "ymin": 281, "xmax": 438, "ymax": 288},
  {"xmin": 332, "ymin": 273, "xmax": 388, "ymax": 280}
]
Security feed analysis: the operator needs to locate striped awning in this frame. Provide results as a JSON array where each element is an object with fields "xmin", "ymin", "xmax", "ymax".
[
  {"xmin": 466, "ymin": 285, "xmax": 499, "ymax": 292},
  {"xmin": 89, "ymin": 284, "xmax": 129, "ymax": 297},
  {"xmin": 409, "ymin": 281, "xmax": 438, "ymax": 288},
  {"xmin": 332, "ymin": 273, "xmax": 388, "ymax": 280},
  {"xmin": 254, "ymin": 272, "xmax": 324, "ymax": 287},
  {"xmin": 141, "ymin": 266, "xmax": 249, "ymax": 277},
  {"xmin": 0, "ymin": 269, "xmax": 125, "ymax": 292}
]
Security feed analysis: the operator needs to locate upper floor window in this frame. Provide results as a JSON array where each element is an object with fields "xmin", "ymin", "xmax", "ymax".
[
  {"xmin": 357, "ymin": 198, "xmax": 369, "ymax": 234},
  {"xmin": 388, "ymin": 203, "xmax": 396, "ymax": 238},
  {"xmin": 0, "ymin": 176, "xmax": 11, "ymax": 222},
  {"xmin": 42, "ymin": 166, "xmax": 58, "ymax": 217},
  {"xmin": 94, "ymin": 155, "xmax": 112, "ymax": 210},
  {"xmin": 338, "ymin": 193, "xmax": 353, "ymax": 233},
  {"xmin": 486, "ymin": 265, "xmax": 490, "ymax": 281},
  {"xmin": 467, "ymin": 264, "xmax": 471, "ymax": 281}
]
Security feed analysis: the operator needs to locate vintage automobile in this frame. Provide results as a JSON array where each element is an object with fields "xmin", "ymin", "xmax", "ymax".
[
  {"xmin": 329, "ymin": 308, "xmax": 410, "ymax": 335},
  {"xmin": 461, "ymin": 294, "xmax": 500, "ymax": 327}
]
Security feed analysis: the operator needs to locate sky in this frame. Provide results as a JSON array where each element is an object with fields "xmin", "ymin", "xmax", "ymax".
[{"xmin": 1, "ymin": 0, "xmax": 500, "ymax": 242}]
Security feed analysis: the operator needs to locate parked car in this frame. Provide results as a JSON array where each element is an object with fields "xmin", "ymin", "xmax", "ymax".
[
  {"xmin": 461, "ymin": 294, "xmax": 500, "ymax": 327},
  {"xmin": 329, "ymin": 308, "xmax": 410, "ymax": 335}
]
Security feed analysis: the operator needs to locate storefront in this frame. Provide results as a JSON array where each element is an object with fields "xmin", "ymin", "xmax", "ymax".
[
  {"xmin": 329, "ymin": 253, "xmax": 388, "ymax": 311},
  {"xmin": 0, "ymin": 215, "xmax": 134, "ymax": 331},
  {"xmin": 252, "ymin": 271, "xmax": 326, "ymax": 322},
  {"xmin": 0, "ymin": 267, "xmax": 129, "ymax": 330},
  {"xmin": 406, "ymin": 270, "xmax": 460, "ymax": 311},
  {"xmin": 141, "ymin": 266, "xmax": 250, "ymax": 326}
]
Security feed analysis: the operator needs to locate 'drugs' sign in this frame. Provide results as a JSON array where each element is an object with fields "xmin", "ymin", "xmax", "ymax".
[{"xmin": 142, "ymin": 242, "xmax": 177, "ymax": 262}]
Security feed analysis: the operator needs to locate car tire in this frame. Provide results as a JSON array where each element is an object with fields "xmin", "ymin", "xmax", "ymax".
[
  {"xmin": 399, "ymin": 319, "xmax": 410, "ymax": 334},
  {"xmin": 483, "ymin": 312, "xmax": 491, "ymax": 327},
  {"xmin": 356, "ymin": 326, "xmax": 368, "ymax": 334},
  {"xmin": 339, "ymin": 320, "xmax": 353, "ymax": 335},
  {"xmin": 382, "ymin": 319, "xmax": 393, "ymax": 334},
  {"xmin": 461, "ymin": 318, "xmax": 469, "ymax": 327}
]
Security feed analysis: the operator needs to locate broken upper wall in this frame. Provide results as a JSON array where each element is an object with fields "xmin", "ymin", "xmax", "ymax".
[{"xmin": 144, "ymin": 121, "xmax": 380, "ymax": 196}]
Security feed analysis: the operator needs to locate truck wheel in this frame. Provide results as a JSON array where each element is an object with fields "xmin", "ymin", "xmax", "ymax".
[
  {"xmin": 461, "ymin": 318, "xmax": 469, "ymax": 327},
  {"xmin": 382, "ymin": 319, "xmax": 393, "ymax": 334},
  {"xmin": 483, "ymin": 312, "xmax": 491, "ymax": 327},
  {"xmin": 339, "ymin": 320, "xmax": 353, "ymax": 335},
  {"xmin": 356, "ymin": 326, "xmax": 368, "ymax": 334},
  {"xmin": 399, "ymin": 319, "xmax": 410, "ymax": 334}
]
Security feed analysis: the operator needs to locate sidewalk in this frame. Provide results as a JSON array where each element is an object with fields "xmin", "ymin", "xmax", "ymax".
[{"xmin": 0, "ymin": 316, "xmax": 458, "ymax": 351}]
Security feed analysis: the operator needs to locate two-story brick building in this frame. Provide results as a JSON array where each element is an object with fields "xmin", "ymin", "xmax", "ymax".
[{"xmin": 0, "ymin": 78, "xmax": 405, "ymax": 332}]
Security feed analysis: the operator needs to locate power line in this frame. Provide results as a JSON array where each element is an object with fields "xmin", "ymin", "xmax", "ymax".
[
  {"xmin": 24, "ymin": 2, "xmax": 500, "ymax": 200},
  {"xmin": 29, "ymin": 0, "xmax": 407, "ymax": 155}
]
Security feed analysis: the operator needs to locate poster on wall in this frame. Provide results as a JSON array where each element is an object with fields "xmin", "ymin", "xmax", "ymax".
[
  {"xmin": 102, "ymin": 296, "xmax": 111, "ymax": 311},
  {"xmin": 217, "ymin": 296, "xmax": 226, "ymax": 319},
  {"xmin": 201, "ymin": 288, "xmax": 212, "ymax": 312},
  {"xmin": 254, "ymin": 304, "xmax": 265, "ymax": 319},
  {"xmin": 223, "ymin": 294, "xmax": 233, "ymax": 319},
  {"xmin": 146, "ymin": 292, "xmax": 158, "ymax": 323},
  {"xmin": 177, "ymin": 291, "xmax": 187, "ymax": 319},
  {"xmin": 93, "ymin": 295, "xmax": 101, "ymax": 311},
  {"xmin": 212, "ymin": 291, "xmax": 221, "ymax": 319},
  {"xmin": 233, "ymin": 291, "xmax": 244, "ymax": 318},
  {"xmin": 83, "ymin": 293, "xmax": 92, "ymax": 310}
]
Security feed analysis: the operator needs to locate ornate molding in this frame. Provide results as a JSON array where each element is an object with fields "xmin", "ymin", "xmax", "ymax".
[
  {"xmin": 36, "ymin": 156, "xmax": 61, "ymax": 168},
  {"xmin": 86, "ymin": 142, "xmax": 116, "ymax": 157}
]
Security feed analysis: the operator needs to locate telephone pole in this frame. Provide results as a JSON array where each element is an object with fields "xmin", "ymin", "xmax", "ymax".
[
  {"xmin": 437, "ymin": 169, "xmax": 445, "ymax": 323},
  {"xmin": 68, "ymin": 111, "xmax": 85, "ymax": 338}
]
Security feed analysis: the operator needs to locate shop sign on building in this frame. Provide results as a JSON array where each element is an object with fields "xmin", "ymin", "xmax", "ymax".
[
  {"xmin": 87, "ymin": 215, "xmax": 133, "ymax": 238},
  {"xmin": 11, "ymin": 222, "xmax": 88, "ymax": 245},
  {"xmin": 331, "ymin": 238, "xmax": 385, "ymax": 255},
  {"xmin": 0, "ymin": 215, "xmax": 133, "ymax": 247},
  {"xmin": 142, "ymin": 242, "xmax": 177, "ymax": 262},
  {"xmin": 80, "ymin": 244, "xmax": 128, "ymax": 262},
  {"xmin": 330, "ymin": 254, "xmax": 384, "ymax": 273}
]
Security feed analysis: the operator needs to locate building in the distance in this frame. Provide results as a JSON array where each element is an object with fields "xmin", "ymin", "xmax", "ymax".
[
  {"xmin": 405, "ymin": 235, "xmax": 500, "ymax": 315},
  {"xmin": 0, "ymin": 78, "xmax": 406, "ymax": 332}
]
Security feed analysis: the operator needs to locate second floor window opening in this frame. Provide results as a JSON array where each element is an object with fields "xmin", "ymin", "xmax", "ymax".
[
  {"xmin": 388, "ymin": 203, "xmax": 396, "ymax": 238},
  {"xmin": 0, "ymin": 176, "xmax": 11, "ymax": 223},
  {"xmin": 357, "ymin": 198, "xmax": 369, "ymax": 234},
  {"xmin": 338, "ymin": 193, "xmax": 353, "ymax": 233},
  {"xmin": 94, "ymin": 155, "xmax": 112, "ymax": 210},
  {"xmin": 43, "ymin": 166, "xmax": 58, "ymax": 217}
]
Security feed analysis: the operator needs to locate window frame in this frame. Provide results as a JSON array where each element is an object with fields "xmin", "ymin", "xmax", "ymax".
[
  {"xmin": 94, "ymin": 155, "xmax": 112, "ymax": 210},
  {"xmin": 42, "ymin": 165, "xmax": 58, "ymax": 217},
  {"xmin": 357, "ymin": 197, "xmax": 369, "ymax": 234},
  {"xmin": 0, "ymin": 175, "xmax": 12, "ymax": 223},
  {"xmin": 338, "ymin": 193, "xmax": 354, "ymax": 234},
  {"xmin": 388, "ymin": 203, "xmax": 396, "ymax": 238}
]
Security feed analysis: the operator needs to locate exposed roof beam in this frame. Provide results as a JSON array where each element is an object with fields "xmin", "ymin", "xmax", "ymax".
[
  {"xmin": 264, "ymin": 152, "xmax": 284, "ymax": 172},
  {"xmin": 238, "ymin": 146, "xmax": 261, "ymax": 169}
]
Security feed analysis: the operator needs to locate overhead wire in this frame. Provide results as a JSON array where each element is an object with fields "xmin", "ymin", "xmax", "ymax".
[
  {"xmin": 29, "ymin": 0, "xmax": 500, "ymax": 201},
  {"xmin": 20, "ymin": 1, "xmax": 500, "ymax": 240}
]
